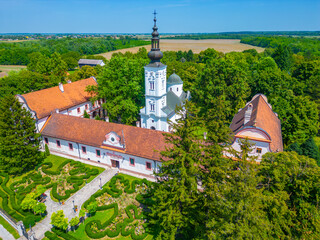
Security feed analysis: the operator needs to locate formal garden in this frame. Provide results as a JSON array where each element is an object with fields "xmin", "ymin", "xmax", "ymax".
[
  {"xmin": 44, "ymin": 174, "xmax": 154, "ymax": 240},
  {"xmin": 0, "ymin": 155, "xmax": 104, "ymax": 229}
]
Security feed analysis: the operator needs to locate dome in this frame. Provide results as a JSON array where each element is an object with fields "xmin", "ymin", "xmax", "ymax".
[
  {"xmin": 167, "ymin": 73, "xmax": 183, "ymax": 85},
  {"xmin": 148, "ymin": 50, "xmax": 163, "ymax": 62}
]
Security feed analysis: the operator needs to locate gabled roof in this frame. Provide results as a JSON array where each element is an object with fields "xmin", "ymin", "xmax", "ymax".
[
  {"xmin": 230, "ymin": 94, "xmax": 283, "ymax": 152},
  {"xmin": 41, "ymin": 113, "xmax": 167, "ymax": 161},
  {"xmin": 78, "ymin": 59, "xmax": 104, "ymax": 65},
  {"xmin": 19, "ymin": 78, "xmax": 97, "ymax": 119}
]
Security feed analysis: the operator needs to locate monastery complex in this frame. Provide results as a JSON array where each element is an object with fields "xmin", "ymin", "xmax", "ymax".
[{"xmin": 16, "ymin": 16, "xmax": 283, "ymax": 180}]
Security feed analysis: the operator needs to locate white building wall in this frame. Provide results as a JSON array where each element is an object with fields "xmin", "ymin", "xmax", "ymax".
[
  {"xmin": 167, "ymin": 83, "xmax": 183, "ymax": 97},
  {"xmin": 43, "ymin": 136, "xmax": 161, "ymax": 177},
  {"xmin": 230, "ymin": 138, "xmax": 270, "ymax": 162}
]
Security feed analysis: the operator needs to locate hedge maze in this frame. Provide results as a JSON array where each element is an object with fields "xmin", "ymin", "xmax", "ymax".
[
  {"xmin": 45, "ymin": 174, "xmax": 154, "ymax": 240},
  {"xmin": 0, "ymin": 158, "xmax": 101, "ymax": 227},
  {"xmin": 83, "ymin": 175, "xmax": 153, "ymax": 240}
]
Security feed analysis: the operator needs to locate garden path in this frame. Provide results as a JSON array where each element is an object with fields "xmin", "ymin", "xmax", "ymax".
[
  {"xmin": 22, "ymin": 168, "xmax": 118, "ymax": 240},
  {"xmin": 0, "ymin": 224, "xmax": 15, "ymax": 240}
]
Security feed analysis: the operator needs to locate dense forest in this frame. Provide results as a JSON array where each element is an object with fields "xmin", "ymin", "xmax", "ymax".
[
  {"xmin": 0, "ymin": 36, "xmax": 149, "ymax": 65},
  {"xmin": 241, "ymin": 36, "xmax": 320, "ymax": 58}
]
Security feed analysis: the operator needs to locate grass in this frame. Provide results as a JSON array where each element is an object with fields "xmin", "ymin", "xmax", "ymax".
[{"xmin": 0, "ymin": 215, "xmax": 20, "ymax": 239}]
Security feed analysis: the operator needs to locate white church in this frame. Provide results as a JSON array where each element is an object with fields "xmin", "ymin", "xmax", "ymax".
[{"xmin": 139, "ymin": 14, "xmax": 190, "ymax": 132}]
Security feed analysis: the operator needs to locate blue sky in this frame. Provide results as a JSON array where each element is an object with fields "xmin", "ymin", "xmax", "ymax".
[{"xmin": 0, "ymin": 0, "xmax": 319, "ymax": 33}]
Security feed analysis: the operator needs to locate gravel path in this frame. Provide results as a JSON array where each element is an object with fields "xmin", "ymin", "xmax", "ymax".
[{"xmin": 0, "ymin": 224, "xmax": 15, "ymax": 240}]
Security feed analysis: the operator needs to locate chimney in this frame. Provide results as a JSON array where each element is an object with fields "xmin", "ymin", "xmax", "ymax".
[
  {"xmin": 244, "ymin": 103, "xmax": 253, "ymax": 125},
  {"xmin": 55, "ymin": 109, "xmax": 59, "ymax": 113},
  {"xmin": 58, "ymin": 83, "xmax": 64, "ymax": 93},
  {"xmin": 67, "ymin": 80, "xmax": 72, "ymax": 83},
  {"xmin": 204, "ymin": 132, "xmax": 207, "ymax": 140},
  {"xmin": 105, "ymin": 116, "xmax": 109, "ymax": 122},
  {"xmin": 136, "ymin": 121, "xmax": 140, "ymax": 128}
]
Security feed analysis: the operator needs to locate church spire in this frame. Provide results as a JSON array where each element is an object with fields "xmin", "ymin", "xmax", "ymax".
[{"xmin": 148, "ymin": 10, "xmax": 163, "ymax": 63}]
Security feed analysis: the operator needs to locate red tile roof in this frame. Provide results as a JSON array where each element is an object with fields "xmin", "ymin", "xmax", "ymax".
[
  {"xmin": 19, "ymin": 78, "xmax": 97, "ymax": 119},
  {"xmin": 41, "ymin": 113, "xmax": 167, "ymax": 161},
  {"xmin": 230, "ymin": 94, "xmax": 283, "ymax": 152}
]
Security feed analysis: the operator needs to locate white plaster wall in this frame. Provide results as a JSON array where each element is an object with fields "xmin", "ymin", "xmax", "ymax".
[
  {"xmin": 229, "ymin": 138, "xmax": 271, "ymax": 162},
  {"xmin": 44, "ymin": 136, "xmax": 161, "ymax": 177},
  {"xmin": 167, "ymin": 83, "xmax": 183, "ymax": 97}
]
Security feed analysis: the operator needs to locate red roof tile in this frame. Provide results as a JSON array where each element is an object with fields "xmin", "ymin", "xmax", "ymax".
[
  {"xmin": 41, "ymin": 113, "xmax": 167, "ymax": 161},
  {"xmin": 20, "ymin": 78, "xmax": 97, "ymax": 119}
]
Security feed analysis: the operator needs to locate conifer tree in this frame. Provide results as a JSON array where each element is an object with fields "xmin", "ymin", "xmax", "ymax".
[
  {"xmin": 148, "ymin": 101, "xmax": 205, "ymax": 239},
  {"xmin": 0, "ymin": 95, "xmax": 43, "ymax": 174},
  {"xmin": 300, "ymin": 138, "xmax": 320, "ymax": 164}
]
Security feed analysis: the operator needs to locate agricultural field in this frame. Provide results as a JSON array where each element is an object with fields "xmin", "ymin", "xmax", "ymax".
[
  {"xmin": 97, "ymin": 39, "xmax": 265, "ymax": 59},
  {"xmin": 0, "ymin": 155, "xmax": 104, "ymax": 227},
  {"xmin": 0, "ymin": 65, "xmax": 26, "ymax": 78},
  {"xmin": 45, "ymin": 174, "xmax": 154, "ymax": 240}
]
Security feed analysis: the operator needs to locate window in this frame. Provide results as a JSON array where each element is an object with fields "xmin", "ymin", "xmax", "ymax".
[
  {"xmin": 146, "ymin": 162, "xmax": 152, "ymax": 170},
  {"xmin": 82, "ymin": 146, "xmax": 86, "ymax": 154},
  {"xmin": 150, "ymin": 103, "xmax": 155, "ymax": 112},
  {"xmin": 177, "ymin": 87, "xmax": 179, "ymax": 91},
  {"xmin": 85, "ymin": 104, "xmax": 88, "ymax": 110},
  {"xmin": 96, "ymin": 149, "xmax": 101, "ymax": 157},
  {"xmin": 69, "ymin": 143, "xmax": 73, "ymax": 151},
  {"xmin": 130, "ymin": 158, "xmax": 135, "ymax": 166},
  {"xmin": 150, "ymin": 81, "xmax": 155, "ymax": 90},
  {"xmin": 56, "ymin": 140, "xmax": 61, "ymax": 147},
  {"xmin": 170, "ymin": 88, "xmax": 172, "ymax": 91},
  {"xmin": 256, "ymin": 148, "xmax": 262, "ymax": 154},
  {"xmin": 162, "ymin": 80, "xmax": 164, "ymax": 89},
  {"xmin": 44, "ymin": 137, "xmax": 48, "ymax": 144},
  {"xmin": 93, "ymin": 102, "xmax": 95, "ymax": 108},
  {"xmin": 77, "ymin": 107, "xmax": 81, "ymax": 113}
]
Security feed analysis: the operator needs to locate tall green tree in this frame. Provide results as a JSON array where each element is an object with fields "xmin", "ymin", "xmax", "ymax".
[
  {"xmin": 271, "ymin": 44, "xmax": 293, "ymax": 72},
  {"xmin": 0, "ymin": 95, "xmax": 43, "ymax": 174},
  {"xmin": 87, "ymin": 56, "xmax": 148, "ymax": 125},
  {"xmin": 149, "ymin": 102, "xmax": 205, "ymax": 239},
  {"xmin": 259, "ymin": 152, "xmax": 320, "ymax": 238},
  {"xmin": 300, "ymin": 138, "xmax": 320, "ymax": 165}
]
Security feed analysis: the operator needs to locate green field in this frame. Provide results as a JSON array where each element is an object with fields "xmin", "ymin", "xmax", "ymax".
[{"xmin": 0, "ymin": 215, "xmax": 20, "ymax": 239}]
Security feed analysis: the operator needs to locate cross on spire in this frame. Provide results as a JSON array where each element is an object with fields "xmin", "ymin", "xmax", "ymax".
[{"xmin": 153, "ymin": 10, "xmax": 157, "ymax": 19}]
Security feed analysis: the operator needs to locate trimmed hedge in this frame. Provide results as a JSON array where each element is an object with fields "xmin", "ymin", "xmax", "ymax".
[
  {"xmin": 52, "ymin": 228, "xmax": 78, "ymax": 240},
  {"xmin": 0, "ymin": 158, "xmax": 100, "ymax": 229},
  {"xmin": 83, "ymin": 175, "xmax": 152, "ymax": 239},
  {"xmin": 44, "ymin": 230, "xmax": 60, "ymax": 240}
]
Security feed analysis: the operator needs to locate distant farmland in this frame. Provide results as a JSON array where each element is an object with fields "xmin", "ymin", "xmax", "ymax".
[
  {"xmin": 97, "ymin": 39, "xmax": 264, "ymax": 59},
  {"xmin": 0, "ymin": 65, "xmax": 26, "ymax": 78}
]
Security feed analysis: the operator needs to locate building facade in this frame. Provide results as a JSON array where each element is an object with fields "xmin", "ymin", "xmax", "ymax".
[
  {"xmin": 228, "ymin": 94, "xmax": 283, "ymax": 162},
  {"xmin": 41, "ymin": 114, "xmax": 166, "ymax": 179}
]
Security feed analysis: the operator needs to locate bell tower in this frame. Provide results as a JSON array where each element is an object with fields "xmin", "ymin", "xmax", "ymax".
[{"xmin": 140, "ymin": 11, "xmax": 168, "ymax": 131}]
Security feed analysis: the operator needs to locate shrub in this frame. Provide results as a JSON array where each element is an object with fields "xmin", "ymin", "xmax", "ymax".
[{"xmin": 45, "ymin": 144, "xmax": 50, "ymax": 156}]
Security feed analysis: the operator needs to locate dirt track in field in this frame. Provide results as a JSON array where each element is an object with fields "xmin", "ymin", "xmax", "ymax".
[{"xmin": 97, "ymin": 39, "xmax": 264, "ymax": 59}]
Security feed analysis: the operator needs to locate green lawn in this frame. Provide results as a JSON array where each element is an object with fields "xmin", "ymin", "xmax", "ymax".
[{"xmin": 0, "ymin": 215, "xmax": 20, "ymax": 239}]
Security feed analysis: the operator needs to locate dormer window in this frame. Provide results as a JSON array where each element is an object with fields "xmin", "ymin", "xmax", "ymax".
[{"xmin": 102, "ymin": 131, "xmax": 125, "ymax": 149}]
